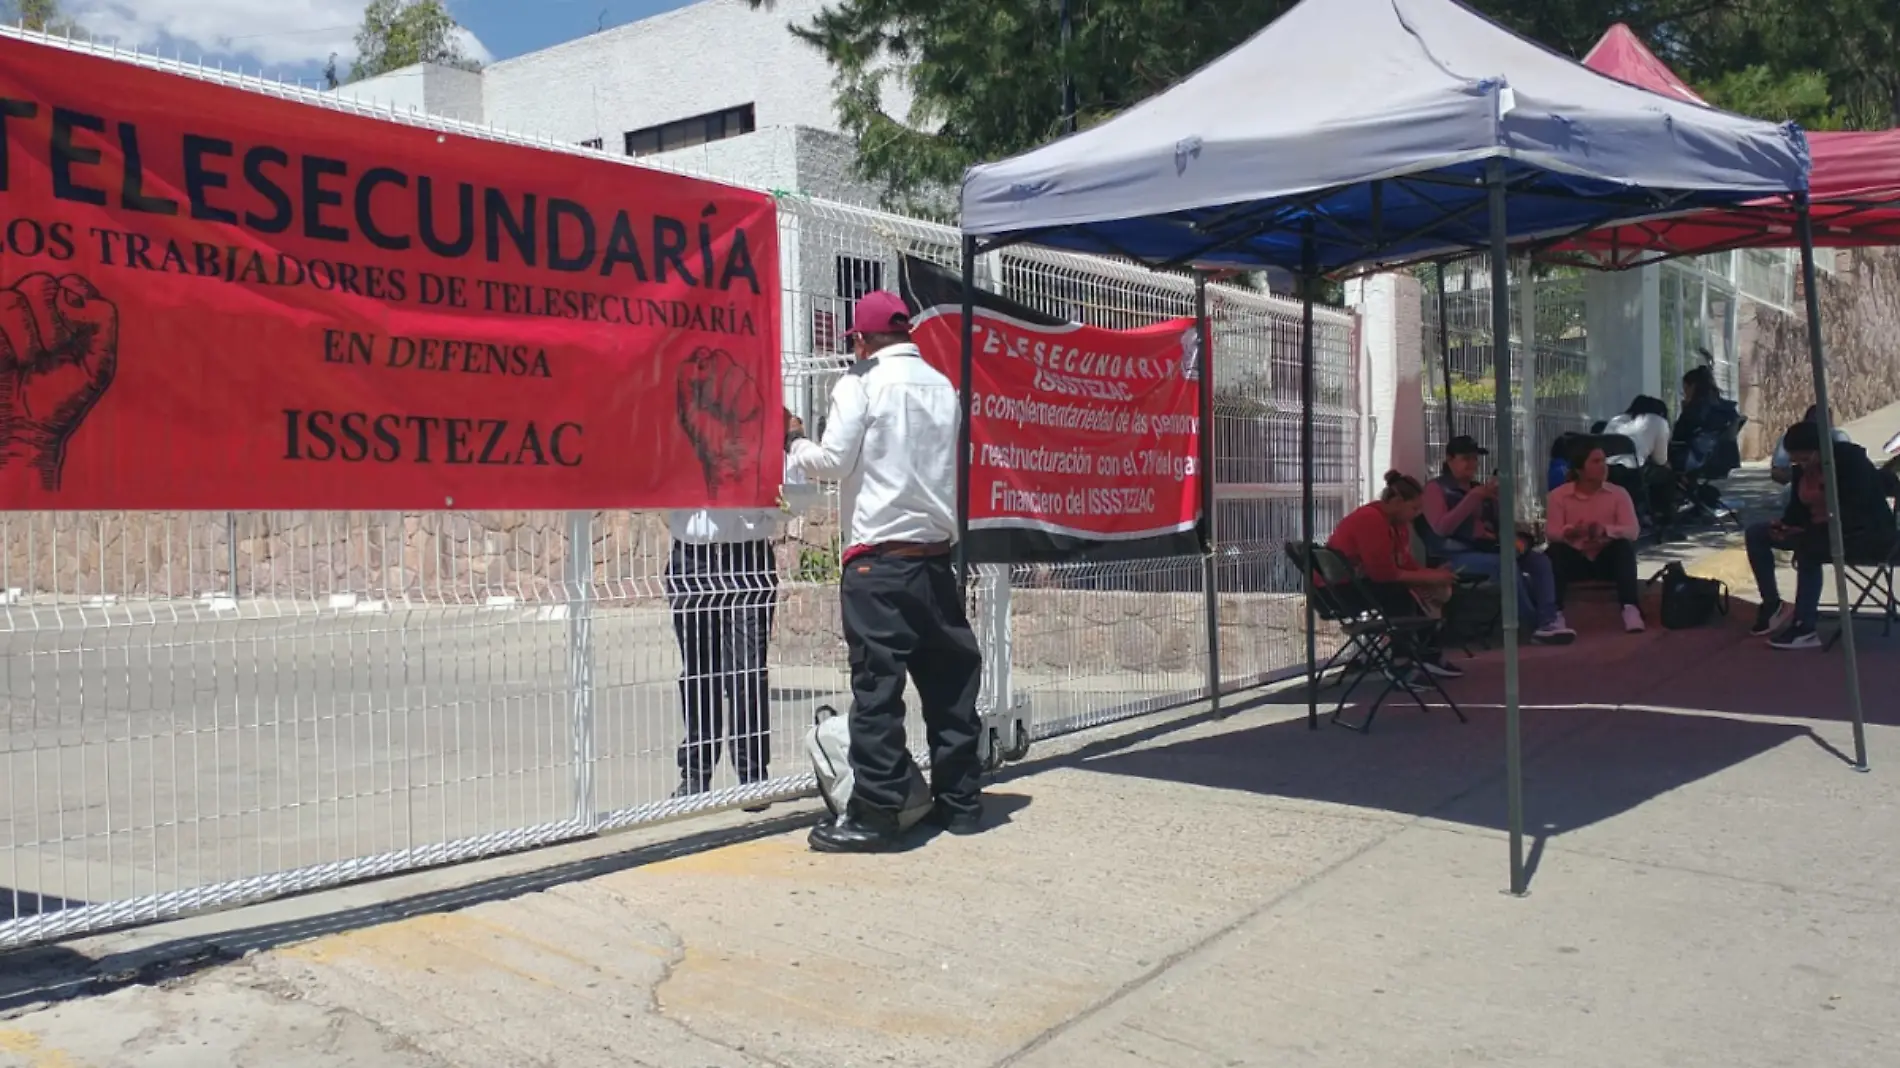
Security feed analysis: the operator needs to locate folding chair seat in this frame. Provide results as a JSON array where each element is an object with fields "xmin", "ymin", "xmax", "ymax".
[
  {"xmin": 1288, "ymin": 541, "xmax": 1468, "ymax": 734},
  {"xmin": 1823, "ymin": 484, "xmax": 1900, "ymax": 651}
]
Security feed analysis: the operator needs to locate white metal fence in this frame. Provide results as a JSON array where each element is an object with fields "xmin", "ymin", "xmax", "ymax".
[
  {"xmin": 1420, "ymin": 257, "xmax": 1592, "ymax": 509},
  {"xmin": 0, "ymin": 34, "xmax": 1360, "ymax": 951}
]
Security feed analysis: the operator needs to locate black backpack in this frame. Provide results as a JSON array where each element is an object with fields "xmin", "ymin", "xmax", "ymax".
[{"xmin": 1648, "ymin": 563, "xmax": 1729, "ymax": 629}]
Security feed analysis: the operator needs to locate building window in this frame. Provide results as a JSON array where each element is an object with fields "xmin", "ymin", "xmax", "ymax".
[
  {"xmin": 623, "ymin": 103, "xmax": 756, "ymax": 157},
  {"xmin": 834, "ymin": 256, "xmax": 884, "ymax": 347},
  {"xmin": 578, "ymin": 137, "xmax": 603, "ymax": 150}
]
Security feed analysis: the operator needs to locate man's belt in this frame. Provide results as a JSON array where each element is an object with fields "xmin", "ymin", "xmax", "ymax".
[{"xmin": 842, "ymin": 540, "xmax": 953, "ymax": 565}]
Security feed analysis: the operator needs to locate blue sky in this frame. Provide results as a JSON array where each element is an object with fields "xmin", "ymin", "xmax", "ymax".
[{"xmin": 65, "ymin": 0, "xmax": 708, "ymax": 84}]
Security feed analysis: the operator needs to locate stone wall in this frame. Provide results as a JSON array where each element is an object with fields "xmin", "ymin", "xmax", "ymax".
[
  {"xmin": 1737, "ymin": 248, "xmax": 1900, "ymax": 457},
  {"xmin": 3, "ymin": 509, "xmax": 1315, "ymax": 675}
]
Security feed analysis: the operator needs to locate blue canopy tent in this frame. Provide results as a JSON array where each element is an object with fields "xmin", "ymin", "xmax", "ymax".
[{"xmin": 955, "ymin": 0, "xmax": 1822, "ymax": 894}]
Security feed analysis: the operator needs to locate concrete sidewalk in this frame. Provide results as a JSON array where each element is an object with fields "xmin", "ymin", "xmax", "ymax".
[{"xmin": 2, "ymin": 603, "xmax": 1896, "ymax": 1068}]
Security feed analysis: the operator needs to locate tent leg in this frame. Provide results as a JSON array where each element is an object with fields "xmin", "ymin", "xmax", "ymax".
[
  {"xmin": 1796, "ymin": 201, "xmax": 1870, "ymax": 772},
  {"xmin": 1436, "ymin": 263, "xmax": 1455, "ymax": 442},
  {"xmin": 1301, "ymin": 231, "xmax": 1319, "ymax": 731},
  {"xmin": 1487, "ymin": 160, "xmax": 1527, "ymax": 896},
  {"xmin": 1196, "ymin": 273, "xmax": 1222, "ymax": 716},
  {"xmin": 955, "ymin": 236, "xmax": 977, "ymax": 590}
]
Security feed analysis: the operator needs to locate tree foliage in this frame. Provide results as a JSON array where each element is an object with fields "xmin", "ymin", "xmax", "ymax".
[
  {"xmin": 3, "ymin": 0, "xmax": 85, "ymax": 37},
  {"xmin": 749, "ymin": 0, "xmax": 1897, "ymax": 208},
  {"xmin": 349, "ymin": 0, "xmax": 481, "ymax": 82}
]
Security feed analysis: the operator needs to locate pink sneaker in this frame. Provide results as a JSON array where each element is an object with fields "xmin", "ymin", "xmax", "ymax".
[{"xmin": 1622, "ymin": 605, "xmax": 1646, "ymax": 633}]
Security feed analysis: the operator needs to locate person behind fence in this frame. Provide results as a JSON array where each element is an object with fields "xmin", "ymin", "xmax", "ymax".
[
  {"xmin": 1745, "ymin": 420, "xmax": 1897, "ymax": 650},
  {"xmin": 1546, "ymin": 445, "xmax": 1646, "ymax": 633},
  {"xmin": 1421, "ymin": 436, "xmax": 1573, "ymax": 645},
  {"xmin": 1327, "ymin": 471, "xmax": 1464, "ymax": 679},
  {"xmin": 665, "ymin": 496, "xmax": 789, "ymax": 812},
  {"xmin": 1601, "ymin": 394, "xmax": 1676, "ymax": 525},
  {"xmin": 784, "ymin": 290, "xmax": 984, "ymax": 854}
]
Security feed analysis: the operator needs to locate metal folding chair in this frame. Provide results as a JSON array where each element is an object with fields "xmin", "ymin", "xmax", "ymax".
[
  {"xmin": 1289, "ymin": 542, "xmax": 1468, "ymax": 734},
  {"xmin": 1823, "ymin": 480, "xmax": 1900, "ymax": 652}
]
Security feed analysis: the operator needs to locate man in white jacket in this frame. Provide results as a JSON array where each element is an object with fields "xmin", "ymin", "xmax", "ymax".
[{"xmin": 785, "ymin": 290, "xmax": 984, "ymax": 853}]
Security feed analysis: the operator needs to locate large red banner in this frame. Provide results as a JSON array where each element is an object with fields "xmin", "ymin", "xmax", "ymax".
[
  {"xmin": 900, "ymin": 257, "xmax": 1203, "ymax": 563},
  {"xmin": 0, "ymin": 37, "xmax": 781, "ymax": 510}
]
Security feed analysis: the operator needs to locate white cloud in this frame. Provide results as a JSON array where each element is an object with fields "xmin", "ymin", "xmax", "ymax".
[{"xmin": 67, "ymin": 1, "xmax": 491, "ymax": 72}]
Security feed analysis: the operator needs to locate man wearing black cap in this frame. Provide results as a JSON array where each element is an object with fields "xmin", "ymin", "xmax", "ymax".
[
  {"xmin": 785, "ymin": 290, "xmax": 984, "ymax": 853},
  {"xmin": 1422, "ymin": 435, "xmax": 1571, "ymax": 644}
]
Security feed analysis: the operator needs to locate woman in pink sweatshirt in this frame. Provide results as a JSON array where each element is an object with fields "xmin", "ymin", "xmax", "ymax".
[{"xmin": 1546, "ymin": 446, "xmax": 1646, "ymax": 633}]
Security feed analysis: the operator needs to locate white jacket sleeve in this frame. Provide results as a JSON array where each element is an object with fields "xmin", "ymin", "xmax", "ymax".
[{"xmin": 788, "ymin": 373, "xmax": 870, "ymax": 482}]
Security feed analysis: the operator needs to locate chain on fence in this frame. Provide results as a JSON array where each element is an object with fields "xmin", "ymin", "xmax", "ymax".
[{"xmin": 0, "ymin": 36, "xmax": 1360, "ymax": 951}]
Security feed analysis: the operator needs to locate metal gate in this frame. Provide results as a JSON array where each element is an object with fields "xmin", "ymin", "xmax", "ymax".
[{"xmin": 0, "ymin": 47, "xmax": 1360, "ymax": 951}]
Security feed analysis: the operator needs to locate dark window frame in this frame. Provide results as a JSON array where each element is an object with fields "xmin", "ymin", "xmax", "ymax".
[{"xmin": 623, "ymin": 104, "xmax": 757, "ymax": 157}]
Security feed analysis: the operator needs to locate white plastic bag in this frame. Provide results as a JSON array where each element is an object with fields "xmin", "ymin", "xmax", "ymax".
[{"xmin": 805, "ymin": 706, "xmax": 932, "ymax": 830}]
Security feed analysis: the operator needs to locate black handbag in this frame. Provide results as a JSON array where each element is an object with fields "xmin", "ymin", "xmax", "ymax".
[{"xmin": 1649, "ymin": 562, "xmax": 1728, "ymax": 629}]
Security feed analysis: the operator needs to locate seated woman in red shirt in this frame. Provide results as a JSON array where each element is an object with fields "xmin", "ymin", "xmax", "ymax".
[{"xmin": 1326, "ymin": 471, "xmax": 1463, "ymax": 679}]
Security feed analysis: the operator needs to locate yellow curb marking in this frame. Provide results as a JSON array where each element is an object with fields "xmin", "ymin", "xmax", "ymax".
[{"xmin": 0, "ymin": 1029, "xmax": 86, "ymax": 1068}]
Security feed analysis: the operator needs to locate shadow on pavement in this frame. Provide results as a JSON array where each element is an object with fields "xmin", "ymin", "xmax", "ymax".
[
  {"xmin": 1037, "ymin": 602, "xmax": 1891, "ymax": 891},
  {"xmin": 0, "ymin": 807, "xmax": 828, "ymax": 1015},
  {"xmin": 0, "ymin": 789, "xmax": 1035, "ymax": 1016}
]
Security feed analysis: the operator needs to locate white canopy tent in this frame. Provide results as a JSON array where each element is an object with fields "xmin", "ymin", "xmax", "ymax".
[
  {"xmin": 952, "ymin": 0, "xmax": 1842, "ymax": 895},
  {"xmin": 961, "ymin": 0, "xmax": 1808, "ymax": 275}
]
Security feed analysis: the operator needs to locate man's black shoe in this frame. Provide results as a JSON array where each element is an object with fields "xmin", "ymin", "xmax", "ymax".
[
  {"xmin": 808, "ymin": 813, "xmax": 905, "ymax": 854},
  {"xmin": 670, "ymin": 778, "xmax": 709, "ymax": 800},
  {"xmin": 932, "ymin": 806, "xmax": 984, "ymax": 836}
]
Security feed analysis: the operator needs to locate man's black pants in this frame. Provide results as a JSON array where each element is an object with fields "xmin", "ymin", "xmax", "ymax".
[
  {"xmin": 1548, "ymin": 539, "xmax": 1642, "ymax": 607},
  {"xmin": 665, "ymin": 541, "xmax": 778, "ymax": 787},
  {"xmin": 840, "ymin": 551, "xmax": 984, "ymax": 817}
]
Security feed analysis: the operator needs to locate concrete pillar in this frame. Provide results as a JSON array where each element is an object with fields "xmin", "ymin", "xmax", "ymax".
[
  {"xmin": 1584, "ymin": 263, "xmax": 1661, "ymax": 421},
  {"xmin": 1344, "ymin": 272, "xmax": 1426, "ymax": 500}
]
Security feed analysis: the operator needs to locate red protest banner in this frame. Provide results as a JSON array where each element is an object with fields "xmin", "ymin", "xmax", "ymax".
[
  {"xmin": 0, "ymin": 36, "xmax": 781, "ymax": 510},
  {"xmin": 899, "ymin": 256, "xmax": 1202, "ymax": 564}
]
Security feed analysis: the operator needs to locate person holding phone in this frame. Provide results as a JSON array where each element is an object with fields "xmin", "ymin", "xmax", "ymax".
[
  {"xmin": 1546, "ymin": 446, "xmax": 1646, "ymax": 633},
  {"xmin": 1746, "ymin": 420, "xmax": 1897, "ymax": 649},
  {"xmin": 1422, "ymin": 436, "xmax": 1572, "ymax": 644}
]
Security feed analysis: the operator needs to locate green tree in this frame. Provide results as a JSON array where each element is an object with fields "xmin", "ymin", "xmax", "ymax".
[
  {"xmin": 1697, "ymin": 65, "xmax": 1847, "ymax": 130},
  {"xmin": 349, "ymin": 0, "xmax": 481, "ymax": 82},
  {"xmin": 3, "ymin": 0, "xmax": 86, "ymax": 37},
  {"xmin": 1724, "ymin": 0, "xmax": 1899, "ymax": 129}
]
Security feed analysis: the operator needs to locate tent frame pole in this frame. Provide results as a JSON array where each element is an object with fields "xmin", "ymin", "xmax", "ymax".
[
  {"xmin": 1196, "ymin": 273, "xmax": 1222, "ymax": 716},
  {"xmin": 955, "ymin": 235, "xmax": 978, "ymax": 590},
  {"xmin": 1435, "ymin": 263, "xmax": 1456, "ymax": 442},
  {"xmin": 1488, "ymin": 160, "xmax": 1527, "ymax": 896},
  {"xmin": 1300, "ymin": 228, "xmax": 1319, "ymax": 731},
  {"xmin": 1795, "ymin": 198, "xmax": 1870, "ymax": 772}
]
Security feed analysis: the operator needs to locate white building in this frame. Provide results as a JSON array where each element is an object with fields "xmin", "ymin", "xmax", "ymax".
[{"xmin": 333, "ymin": 0, "xmax": 908, "ymax": 207}]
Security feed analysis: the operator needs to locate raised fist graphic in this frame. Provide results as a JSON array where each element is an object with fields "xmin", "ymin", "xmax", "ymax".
[
  {"xmin": 0, "ymin": 273, "xmax": 120, "ymax": 492},
  {"xmin": 675, "ymin": 346, "xmax": 762, "ymax": 499}
]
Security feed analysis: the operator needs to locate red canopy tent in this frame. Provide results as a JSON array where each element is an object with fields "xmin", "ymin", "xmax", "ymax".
[{"xmin": 1549, "ymin": 24, "xmax": 1900, "ymax": 266}]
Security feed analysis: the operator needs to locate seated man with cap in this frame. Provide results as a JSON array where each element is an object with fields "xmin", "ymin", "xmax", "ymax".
[{"xmin": 1421, "ymin": 435, "xmax": 1573, "ymax": 644}]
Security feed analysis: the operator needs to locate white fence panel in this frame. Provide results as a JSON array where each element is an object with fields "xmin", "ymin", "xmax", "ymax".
[{"xmin": 0, "ymin": 32, "xmax": 1361, "ymax": 951}]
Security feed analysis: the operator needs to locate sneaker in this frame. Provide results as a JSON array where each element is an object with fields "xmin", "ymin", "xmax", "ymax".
[
  {"xmin": 1750, "ymin": 601, "xmax": 1795, "ymax": 638},
  {"xmin": 1418, "ymin": 658, "xmax": 1464, "ymax": 679},
  {"xmin": 1622, "ymin": 605, "xmax": 1646, "ymax": 633},
  {"xmin": 1768, "ymin": 623, "xmax": 1822, "ymax": 650},
  {"xmin": 1533, "ymin": 614, "xmax": 1577, "ymax": 645}
]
